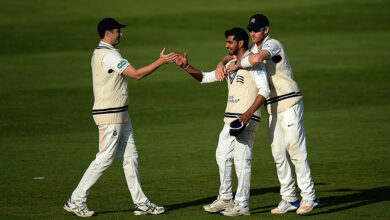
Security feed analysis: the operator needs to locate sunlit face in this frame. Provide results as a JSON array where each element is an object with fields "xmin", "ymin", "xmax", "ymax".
[
  {"xmin": 248, "ymin": 26, "xmax": 269, "ymax": 45},
  {"xmin": 108, "ymin": 28, "xmax": 122, "ymax": 45},
  {"xmin": 225, "ymin": 35, "xmax": 239, "ymax": 55}
]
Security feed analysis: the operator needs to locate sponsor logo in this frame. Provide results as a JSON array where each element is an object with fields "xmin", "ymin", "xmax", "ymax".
[
  {"xmin": 228, "ymin": 96, "xmax": 240, "ymax": 103},
  {"xmin": 117, "ymin": 60, "xmax": 127, "ymax": 69}
]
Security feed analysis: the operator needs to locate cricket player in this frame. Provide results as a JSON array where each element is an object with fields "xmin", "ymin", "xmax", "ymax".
[
  {"xmin": 63, "ymin": 17, "xmax": 177, "ymax": 217},
  {"xmin": 175, "ymin": 28, "xmax": 270, "ymax": 216},
  {"xmin": 217, "ymin": 14, "xmax": 319, "ymax": 215}
]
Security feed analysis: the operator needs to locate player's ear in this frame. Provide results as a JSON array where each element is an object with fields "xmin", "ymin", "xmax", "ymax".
[
  {"xmin": 264, "ymin": 26, "xmax": 270, "ymax": 35},
  {"xmin": 238, "ymin": 40, "xmax": 244, "ymax": 49},
  {"xmin": 105, "ymin": 30, "xmax": 112, "ymax": 38}
]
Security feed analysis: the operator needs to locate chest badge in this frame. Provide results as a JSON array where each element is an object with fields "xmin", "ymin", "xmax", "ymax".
[
  {"xmin": 228, "ymin": 71, "xmax": 237, "ymax": 84},
  {"xmin": 236, "ymin": 75, "xmax": 244, "ymax": 84}
]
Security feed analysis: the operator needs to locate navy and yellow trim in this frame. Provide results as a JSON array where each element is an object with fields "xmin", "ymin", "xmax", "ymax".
[
  {"xmin": 92, "ymin": 105, "xmax": 128, "ymax": 115},
  {"xmin": 265, "ymin": 92, "xmax": 302, "ymax": 106},
  {"xmin": 224, "ymin": 112, "xmax": 261, "ymax": 122}
]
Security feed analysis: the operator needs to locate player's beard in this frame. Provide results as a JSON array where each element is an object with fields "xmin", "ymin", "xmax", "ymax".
[{"xmin": 228, "ymin": 47, "xmax": 238, "ymax": 55}]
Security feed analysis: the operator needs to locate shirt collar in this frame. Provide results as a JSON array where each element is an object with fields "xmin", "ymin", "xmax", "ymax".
[
  {"xmin": 263, "ymin": 35, "xmax": 270, "ymax": 43},
  {"xmin": 242, "ymin": 50, "xmax": 252, "ymax": 59},
  {"xmin": 251, "ymin": 35, "xmax": 271, "ymax": 52},
  {"xmin": 98, "ymin": 41, "xmax": 118, "ymax": 50}
]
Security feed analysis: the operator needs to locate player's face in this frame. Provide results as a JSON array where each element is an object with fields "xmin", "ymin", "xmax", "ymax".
[
  {"xmin": 249, "ymin": 27, "xmax": 268, "ymax": 45},
  {"xmin": 110, "ymin": 28, "xmax": 122, "ymax": 45},
  {"xmin": 225, "ymin": 36, "xmax": 239, "ymax": 55}
]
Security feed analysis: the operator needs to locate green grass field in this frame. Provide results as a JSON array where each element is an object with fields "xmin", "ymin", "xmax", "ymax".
[{"xmin": 1, "ymin": 0, "xmax": 389, "ymax": 219}]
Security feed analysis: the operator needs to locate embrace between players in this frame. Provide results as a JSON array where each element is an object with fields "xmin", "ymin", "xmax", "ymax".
[{"xmin": 64, "ymin": 14, "xmax": 319, "ymax": 217}]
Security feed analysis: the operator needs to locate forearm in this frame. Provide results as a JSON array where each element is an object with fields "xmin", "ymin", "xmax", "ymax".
[
  {"xmin": 182, "ymin": 64, "xmax": 203, "ymax": 82},
  {"xmin": 122, "ymin": 58, "xmax": 164, "ymax": 80},
  {"xmin": 239, "ymin": 50, "xmax": 270, "ymax": 68},
  {"xmin": 130, "ymin": 59, "xmax": 164, "ymax": 80},
  {"xmin": 220, "ymin": 55, "xmax": 234, "ymax": 65},
  {"xmin": 246, "ymin": 95, "xmax": 266, "ymax": 115}
]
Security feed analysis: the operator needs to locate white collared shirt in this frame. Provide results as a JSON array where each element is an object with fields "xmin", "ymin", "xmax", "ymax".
[{"xmin": 99, "ymin": 41, "xmax": 131, "ymax": 74}]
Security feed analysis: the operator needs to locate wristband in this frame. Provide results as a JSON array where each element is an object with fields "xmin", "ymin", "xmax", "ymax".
[
  {"xmin": 241, "ymin": 56, "xmax": 253, "ymax": 68},
  {"xmin": 184, "ymin": 64, "xmax": 190, "ymax": 70}
]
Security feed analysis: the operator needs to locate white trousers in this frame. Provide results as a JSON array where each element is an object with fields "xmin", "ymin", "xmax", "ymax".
[
  {"xmin": 71, "ymin": 120, "xmax": 148, "ymax": 205},
  {"xmin": 216, "ymin": 124, "xmax": 256, "ymax": 207},
  {"xmin": 268, "ymin": 100, "xmax": 316, "ymax": 202}
]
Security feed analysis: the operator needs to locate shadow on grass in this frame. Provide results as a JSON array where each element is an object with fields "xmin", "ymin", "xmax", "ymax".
[
  {"xmin": 95, "ymin": 185, "xmax": 389, "ymax": 216},
  {"xmin": 95, "ymin": 209, "xmax": 131, "ymax": 216},
  {"xmin": 306, "ymin": 185, "xmax": 390, "ymax": 216},
  {"xmin": 165, "ymin": 186, "xmax": 280, "ymax": 212}
]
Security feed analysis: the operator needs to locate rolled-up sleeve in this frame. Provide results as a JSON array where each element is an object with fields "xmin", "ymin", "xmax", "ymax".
[{"xmin": 262, "ymin": 41, "xmax": 281, "ymax": 58}]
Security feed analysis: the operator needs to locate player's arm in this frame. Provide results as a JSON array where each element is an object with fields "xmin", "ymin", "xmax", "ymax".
[
  {"xmin": 226, "ymin": 50, "xmax": 270, "ymax": 73},
  {"xmin": 175, "ymin": 52, "xmax": 218, "ymax": 83},
  {"xmin": 239, "ymin": 66, "xmax": 270, "ymax": 124},
  {"xmin": 240, "ymin": 95, "xmax": 266, "ymax": 124},
  {"xmin": 239, "ymin": 49, "xmax": 270, "ymax": 68},
  {"xmin": 122, "ymin": 48, "xmax": 177, "ymax": 80}
]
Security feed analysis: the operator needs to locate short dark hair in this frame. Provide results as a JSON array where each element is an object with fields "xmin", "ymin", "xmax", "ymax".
[{"xmin": 224, "ymin": 28, "xmax": 249, "ymax": 49}]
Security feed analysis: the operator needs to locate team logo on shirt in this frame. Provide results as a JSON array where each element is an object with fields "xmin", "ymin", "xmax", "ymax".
[
  {"xmin": 117, "ymin": 60, "xmax": 127, "ymax": 69},
  {"xmin": 236, "ymin": 75, "xmax": 244, "ymax": 84},
  {"xmin": 228, "ymin": 71, "xmax": 237, "ymax": 84}
]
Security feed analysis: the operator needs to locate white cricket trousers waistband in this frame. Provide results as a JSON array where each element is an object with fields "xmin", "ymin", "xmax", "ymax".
[
  {"xmin": 216, "ymin": 124, "xmax": 256, "ymax": 207},
  {"xmin": 268, "ymin": 100, "xmax": 316, "ymax": 202},
  {"xmin": 71, "ymin": 120, "xmax": 148, "ymax": 204}
]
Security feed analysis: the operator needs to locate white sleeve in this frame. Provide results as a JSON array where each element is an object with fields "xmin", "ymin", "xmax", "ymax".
[
  {"xmin": 200, "ymin": 70, "xmax": 218, "ymax": 84},
  {"xmin": 261, "ymin": 41, "xmax": 281, "ymax": 57},
  {"xmin": 251, "ymin": 65, "xmax": 270, "ymax": 99},
  {"xmin": 102, "ymin": 51, "xmax": 131, "ymax": 74}
]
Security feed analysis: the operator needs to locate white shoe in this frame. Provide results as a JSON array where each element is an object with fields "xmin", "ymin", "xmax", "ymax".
[
  {"xmin": 296, "ymin": 198, "xmax": 319, "ymax": 214},
  {"xmin": 220, "ymin": 201, "xmax": 250, "ymax": 216},
  {"xmin": 203, "ymin": 199, "xmax": 233, "ymax": 213},
  {"xmin": 134, "ymin": 200, "xmax": 165, "ymax": 215},
  {"xmin": 63, "ymin": 198, "xmax": 95, "ymax": 217},
  {"xmin": 271, "ymin": 200, "xmax": 300, "ymax": 214}
]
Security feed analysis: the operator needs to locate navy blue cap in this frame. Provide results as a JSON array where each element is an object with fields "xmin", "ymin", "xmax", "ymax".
[
  {"xmin": 247, "ymin": 14, "xmax": 269, "ymax": 32},
  {"xmin": 229, "ymin": 118, "xmax": 246, "ymax": 137},
  {"xmin": 98, "ymin": 18, "xmax": 127, "ymax": 36}
]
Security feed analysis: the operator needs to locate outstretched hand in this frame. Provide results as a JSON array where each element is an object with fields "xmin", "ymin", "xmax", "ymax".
[
  {"xmin": 175, "ymin": 52, "xmax": 188, "ymax": 69},
  {"xmin": 160, "ymin": 48, "xmax": 178, "ymax": 64}
]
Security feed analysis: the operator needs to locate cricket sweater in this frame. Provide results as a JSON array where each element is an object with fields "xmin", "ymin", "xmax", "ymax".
[
  {"xmin": 250, "ymin": 36, "xmax": 302, "ymax": 115},
  {"xmin": 224, "ymin": 62, "xmax": 261, "ymax": 132},
  {"xmin": 91, "ymin": 46, "xmax": 129, "ymax": 125}
]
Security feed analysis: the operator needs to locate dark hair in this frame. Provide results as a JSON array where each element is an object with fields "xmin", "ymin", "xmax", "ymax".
[{"xmin": 224, "ymin": 27, "xmax": 249, "ymax": 49}]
